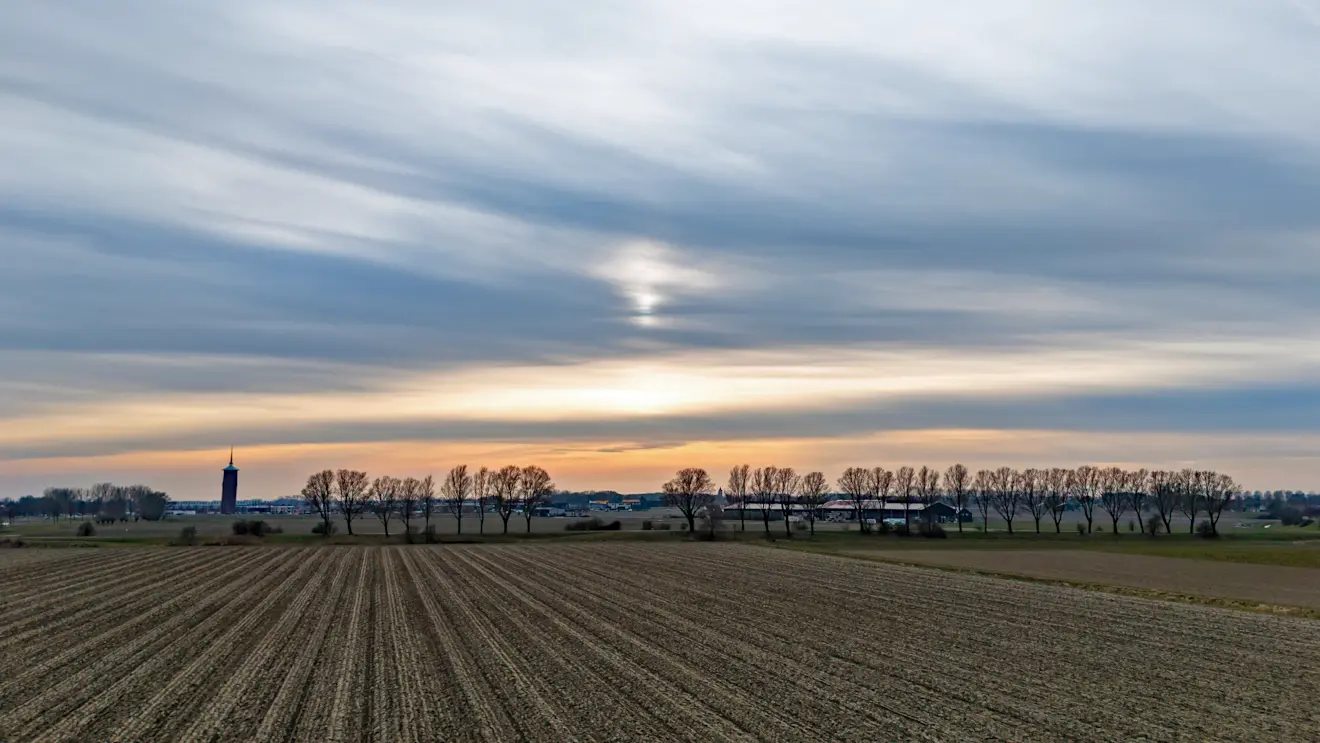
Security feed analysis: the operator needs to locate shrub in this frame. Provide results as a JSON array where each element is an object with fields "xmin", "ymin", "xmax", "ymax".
[
  {"xmin": 919, "ymin": 522, "xmax": 947, "ymax": 539},
  {"xmin": 793, "ymin": 521, "xmax": 809, "ymax": 532},
  {"xmin": 875, "ymin": 520, "xmax": 893, "ymax": 535},
  {"xmin": 894, "ymin": 523, "xmax": 912, "ymax": 538},
  {"xmin": 1196, "ymin": 520, "xmax": 1218, "ymax": 539},
  {"xmin": 311, "ymin": 521, "xmax": 338, "ymax": 535},
  {"xmin": 565, "ymin": 517, "xmax": 621, "ymax": 532},
  {"xmin": 175, "ymin": 526, "xmax": 198, "ymax": 546},
  {"xmin": 1280, "ymin": 507, "xmax": 1305, "ymax": 527},
  {"xmin": 424, "ymin": 524, "xmax": 439, "ymax": 544},
  {"xmin": 641, "ymin": 520, "xmax": 654, "ymax": 531},
  {"xmin": 1127, "ymin": 520, "xmax": 1136, "ymax": 532},
  {"xmin": 232, "ymin": 519, "xmax": 270, "ymax": 537},
  {"xmin": 76, "ymin": 521, "xmax": 96, "ymax": 537},
  {"xmin": 1075, "ymin": 523, "xmax": 1087, "ymax": 536},
  {"xmin": 655, "ymin": 523, "xmax": 672, "ymax": 531},
  {"xmin": 1146, "ymin": 514, "xmax": 1163, "ymax": 537}
]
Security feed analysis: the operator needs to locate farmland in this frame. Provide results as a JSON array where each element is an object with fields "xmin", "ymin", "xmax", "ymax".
[{"xmin": 2, "ymin": 544, "xmax": 1318, "ymax": 742}]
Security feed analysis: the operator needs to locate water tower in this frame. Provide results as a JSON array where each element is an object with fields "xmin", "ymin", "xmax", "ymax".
[{"xmin": 221, "ymin": 449, "xmax": 239, "ymax": 515}]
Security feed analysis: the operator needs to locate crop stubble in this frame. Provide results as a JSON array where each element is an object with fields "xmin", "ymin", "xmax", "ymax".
[{"xmin": 1, "ymin": 543, "xmax": 1315, "ymax": 742}]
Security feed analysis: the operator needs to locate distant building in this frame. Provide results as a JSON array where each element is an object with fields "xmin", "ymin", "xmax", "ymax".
[{"xmin": 220, "ymin": 449, "xmax": 239, "ymax": 515}]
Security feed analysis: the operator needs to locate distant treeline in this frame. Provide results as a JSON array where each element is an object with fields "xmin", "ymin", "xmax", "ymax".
[{"xmin": 2, "ymin": 484, "xmax": 172, "ymax": 522}]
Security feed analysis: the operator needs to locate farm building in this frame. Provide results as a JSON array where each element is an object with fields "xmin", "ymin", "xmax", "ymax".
[{"xmin": 818, "ymin": 500, "xmax": 972, "ymax": 524}]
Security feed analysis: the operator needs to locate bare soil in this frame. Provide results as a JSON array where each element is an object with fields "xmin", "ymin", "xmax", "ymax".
[
  {"xmin": 862, "ymin": 548, "xmax": 1320, "ymax": 609},
  {"xmin": 1, "ymin": 544, "xmax": 1316, "ymax": 742}
]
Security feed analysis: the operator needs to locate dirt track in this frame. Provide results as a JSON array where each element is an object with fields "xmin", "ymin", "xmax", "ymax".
[
  {"xmin": 1, "ymin": 544, "xmax": 1317, "ymax": 742},
  {"xmin": 862, "ymin": 548, "xmax": 1320, "ymax": 609}
]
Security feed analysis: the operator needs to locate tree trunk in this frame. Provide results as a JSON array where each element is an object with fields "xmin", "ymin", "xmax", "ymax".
[
  {"xmin": 1034, "ymin": 517, "xmax": 1041, "ymax": 534},
  {"xmin": 783, "ymin": 513, "xmax": 793, "ymax": 539},
  {"xmin": 525, "ymin": 514, "xmax": 533, "ymax": 533},
  {"xmin": 762, "ymin": 512, "xmax": 771, "ymax": 538},
  {"xmin": 739, "ymin": 509, "xmax": 746, "ymax": 532},
  {"xmin": 501, "ymin": 515, "xmax": 510, "ymax": 534},
  {"xmin": 1006, "ymin": 517, "xmax": 1013, "ymax": 535},
  {"xmin": 455, "ymin": 513, "xmax": 462, "ymax": 535},
  {"xmin": 686, "ymin": 512, "xmax": 696, "ymax": 533}
]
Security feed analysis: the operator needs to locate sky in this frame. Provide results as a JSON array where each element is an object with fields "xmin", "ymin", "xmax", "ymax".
[{"xmin": 4, "ymin": 0, "xmax": 1320, "ymax": 500}]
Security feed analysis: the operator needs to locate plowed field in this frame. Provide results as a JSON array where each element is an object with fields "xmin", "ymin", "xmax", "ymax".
[{"xmin": 1, "ymin": 544, "xmax": 1316, "ymax": 742}]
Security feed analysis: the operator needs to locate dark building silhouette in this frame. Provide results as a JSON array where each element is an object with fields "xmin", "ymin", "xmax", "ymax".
[{"xmin": 221, "ymin": 449, "xmax": 239, "ymax": 515}]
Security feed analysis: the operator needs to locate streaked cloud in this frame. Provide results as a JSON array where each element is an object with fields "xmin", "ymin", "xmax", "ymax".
[{"xmin": 3, "ymin": 0, "xmax": 1320, "ymax": 496}]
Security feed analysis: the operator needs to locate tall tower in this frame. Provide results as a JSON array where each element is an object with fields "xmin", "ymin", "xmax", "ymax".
[{"xmin": 221, "ymin": 448, "xmax": 239, "ymax": 515}]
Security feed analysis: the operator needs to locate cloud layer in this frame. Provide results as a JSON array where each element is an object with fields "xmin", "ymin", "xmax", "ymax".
[{"xmin": 4, "ymin": 0, "xmax": 1320, "ymax": 496}]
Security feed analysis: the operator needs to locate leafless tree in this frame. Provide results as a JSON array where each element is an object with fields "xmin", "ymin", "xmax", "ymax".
[
  {"xmin": 749, "ymin": 466, "xmax": 778, "ymax": 537},
  {"xmin": 1071, "ymin": 465, "xmax": 1103, "ymax": 534},
  {"xmin": 301, "ymin": 470, "xmax": 336, "ymax": 537},
  {"xmin": 490, "ymin": 465, "xmax": 521, "ymax": 534},
  {"xmin": 473, "ymin": 466, "xmax": 490, "ymax": 535},
  {"xmin": 397, "ymin": 477, "xmax": 421, "ymax": 536},
  {"xmin": 916, "ymin": 466, "xmax": 941, "ymax": 526},
  {"xmin": 1202, "ymin": 472, "xmax": 1238, "ymax": 536},
  {"xmin": 335, "ymin": 469, "xmax": 369, "ymax": 536},
  {"xmin": 798, "ymin": 471, "xmax": 828, "ymax": 536},
  {"xmin": 1043, "ymin": 467, "xmax": 1071, "ymax": 533},
  {"xmin": 990, "ymin": 467, "xmax": 1019, "ymax": 534},
  {"xmin": 1150, "ymin": 470, "xmax": 1178, "ymax": 535},
  {"xmin": 727, "ymin": 464, "xmax": 750, "ymax": 532},
  {"xmin": 894, "ymin": 466, "xmax": 916, "ymax": 532},
  {"xmin": 943, "ymin": 464, "xmax": 971, "ymax": 534},
  {"xmin": 418, "ymin": 475, "xmax": 437, "ymax": 533},
  {"xmin": 1175, "ymin": 469, "xmax": 1202, "ymax": 534},
  {"xmin": 773, "ymin": 467, "xmax": 801, "ymax": 538},
  {"xmin": 973, "ymin": 469, "xmax": 994, "ymax": 532},
  {"xmin": 371, "ymin": 475, "xmax": 400, "ymax": 537},
  {"xmin": 662, "ymin": 467, "xmax": 715, "ymax": 533},
  {"xmin": 837, "ymin": 467, "xmax": 872, "ymax": 534},
  {"xmin": 443, "ymin": 465, "xmax": 472, "ymax": 534},
  {"xmin": 1019, "ymin": 468, "xmax": 1048, "ymax": 533},
  {"xmin": 1098, "ymin": 467, "xmax": 1128, "ymax": 536},
  {"xmin": 1126, "ymin": 469, "xmax": 1150, "ymax": 534},
  {"xmin": 519, "ymin": 465, "xmax": 555, "ymax": 533}
]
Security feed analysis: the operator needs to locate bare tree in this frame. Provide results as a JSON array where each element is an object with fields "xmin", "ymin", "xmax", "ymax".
[
  {"xmin": 773, "ymin": 467, "xmax": 801, "ymax": 538},
  {"xmin": 943, "ymin": 464, "xmax": 971, "ymax": 534},
  {"xmin": 335, "ymin": 469, "xmax": 369, "ymax": 536},
  {"xmin": 798, "ymin": 471, "xmax": 828, "ymax": 536},
  {"xmin": 419, "ymin": 475, "xmax": 437, "ymax": 533},
  {"xmin": 727, "ymin": 464, "xmax": 751, "ymax": 532},
  {"xmin": 1150, "ymin": 470, "xmax": 1178, "ymax": 535},
  {"xmin": 473, "ymin": 466, "xmax": 490, "ymax": 535},
  {"xmin": 1175, "ymin": 469, "xmax": 1201, "ymax": 534},
  {"xmin": 870, "ymin": 467, "xmax": 893, "ymax": 514},
  {"xmin": 1126, "ymin": 469, "xmax": 1150, "ymax": 534},
  {"xmin": 301, "ymin": 469, "xmax": 336, "ymax": 537},
  {"xmin": 1019, "ymin": 468, "xmax": 1048, "ymax": 533},
  {"xmin": 1098, "ymin": 467, "xmax": 1128, "ymax": 535},
  {"xmin": 916, "ymin": 466, "xmax": 940, "ymax": 526},
  {"xmin": 1043, "ymin": 467, "xmax": 1071, "ymax": 533},
  {"xmin": 662, "ymin": 468, "xmax": 715, "ymax": 533},
  {"xmin": 1202, "ymin": 472, "xmax": 1238, "ymax": 536},
  {"xmin": 749, "ymin": 466, "xmax": 778, "ymax": 537},
  {"xmin": 371, "ymin": 475, "xmax": 400, "ymax": 537},
  {"xmin": 520, "ymin": 466, "xmax": 555, "ymax": 533},
  {"xmin": 397, "ymin": 477, "xmax": 420, "ymax": 536},
  {"xmin": 442, "ymin": 465, "xmax": 472, "ymax": 535},
  {"xmin": 973, "ymin": 469, "xmax": 994, "ymax": 532},
  {"xmin": 490, "ymin": 465, "xmax": 521, "ymax": 534},
  {"xmin": 894, "ymin": 466, "xmax": 916, "ymax": 533},
  {"xmin": 837, "ymin": 467, "xmax": 871, "ymax": 534},
  {"xmin": 1071, "ymin": 465, "xmax": 1102, "ymax": 534},
  {"xmin": 990, "ymin": 467, "xmax": 1019, "ymax": 534}
]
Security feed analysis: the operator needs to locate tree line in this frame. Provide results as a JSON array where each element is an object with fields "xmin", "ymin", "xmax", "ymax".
[
  {"xmin": 300, "ymin": 465, "xmax": 554, "ymax": 537},
  {"xmin": 663, "ymin": 464, "xmax": 1241, "ymax": 539},
  {"xmin": 1, "ymin": 484, "xmax": 171, "ymax": 523}
]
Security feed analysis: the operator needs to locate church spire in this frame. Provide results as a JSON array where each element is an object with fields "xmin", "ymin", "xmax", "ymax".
[{"xmin": 229, "ymin": 446, "xmax": 234, "ymax": 467}]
